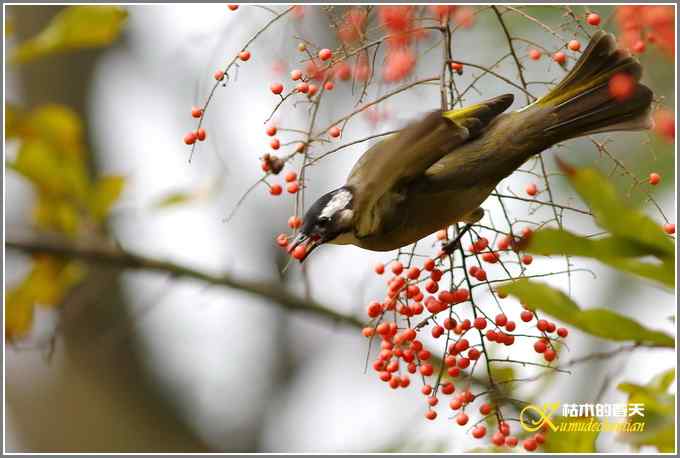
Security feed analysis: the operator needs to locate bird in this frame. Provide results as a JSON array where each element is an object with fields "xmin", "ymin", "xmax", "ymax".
[{"xmin": 288, "ymin": 31, "xmax": 654, "ymax": 262}]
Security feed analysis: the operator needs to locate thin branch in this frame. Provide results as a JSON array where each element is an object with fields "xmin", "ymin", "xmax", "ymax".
[{"xmin": 6, "ymin": 234, "xmax": 364, "ymax": 328}]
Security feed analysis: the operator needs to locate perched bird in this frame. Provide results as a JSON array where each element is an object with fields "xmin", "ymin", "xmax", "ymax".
[{"xmin": 289, "ymin": 31, "xmax": 653, "ymax": 261}]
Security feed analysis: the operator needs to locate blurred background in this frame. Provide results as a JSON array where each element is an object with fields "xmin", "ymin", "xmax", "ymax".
[{"xmin": 4, "ymin": 4, "xmax": 676, "ymax": 453}]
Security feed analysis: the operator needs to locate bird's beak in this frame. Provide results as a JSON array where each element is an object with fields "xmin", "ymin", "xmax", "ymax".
[{"xmin": 287, "ymin": 233, "xmax": 321, "ymax": 262}]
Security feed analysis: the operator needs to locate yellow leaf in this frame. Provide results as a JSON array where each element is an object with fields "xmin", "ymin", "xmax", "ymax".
[
  {"xmin": 90, "ymin": 175, "xmax": 125, "ymax": 221},
  {"xmin": 5, "ymin": 103, "xmax": 23, "ymax": 139},
  {"xmin": 4, "ymin": 257, "xmax": 85, "ymax": 342},
  {"xmin": 11, "ymin": 6, "xmax": 128, "ymax": 64},
  {"xmin": 25, "ymin": 104, "xmax": 85, "ymax": 159}
]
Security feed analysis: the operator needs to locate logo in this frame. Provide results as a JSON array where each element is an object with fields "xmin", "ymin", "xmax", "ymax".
[
  {"xmin": 519, "ymin": 402, "xmax": 647, "ymax": 434},
  {"xmin": 520, "ymin": 402, "xmax": 559, "ymax": 432}
]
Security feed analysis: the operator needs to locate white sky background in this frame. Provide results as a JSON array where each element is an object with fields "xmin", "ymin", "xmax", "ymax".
[{"xmin": 5, "ymin": 5, "xmax": 676, "ymax": 452}]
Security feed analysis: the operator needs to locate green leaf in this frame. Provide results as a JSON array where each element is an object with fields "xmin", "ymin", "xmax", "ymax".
[
  {"xmin": 498, "ymin": 279, "xmax": 675, "ymax": 347},
  {"xmin": 12, "ymin": 6, "xmax": 127, "ymax": 64},
  {"xmin": 523, "ymin": 229, "xmax": 674, "ymax": 288},
  {"xmin": 617, "ymin": 369, "xmax": 675, "ymax": 452},
  {"xmin": 90, "ymin": 175, "xmax": 125, "ymax": 221},
  {"xmin": 542, "ymin": 416, "xmax": 599, "ymax": 452},
  {"xmin": 558, "ymin": 161, "xmax": 674, "ymax": 260}
]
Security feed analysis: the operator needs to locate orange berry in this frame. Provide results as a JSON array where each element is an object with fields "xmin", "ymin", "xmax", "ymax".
[
  {"xmin": 586, "ymin": 12, "xmax": 601, "ymax": 26},
  {"xmin": 529, "ymin": 49, "xmax": 541, "ymax": 60},
  {"xmin": 329, "ymin": 126, "xmax": 341, "ymax": 138},
  {"xmin": 318, "ymin": 48, "xmax": 332, "ymax": 61},
  {"xmin": 553, "ymin": 51, "xmax": 566, "ymax": 64},
  {"xmin": 269, "ymin": 184, "xmax": 282, "ymax": 196},
  {"xmin": 568, "ymin": 39, "xmax": 581, "ymax": 51},
  {"xmin": 191, "ymin": 106, "xmax": 203, "ymax": 118},
  {"xmin": 649, "ymin": 173, "xmax": 661, "ymax": 185},
  {"xmin": 239, "ymin": 50, "xmax": 251, "ymax": 61}
]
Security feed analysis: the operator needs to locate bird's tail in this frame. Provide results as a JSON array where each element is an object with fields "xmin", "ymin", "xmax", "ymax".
[{"xmin": 535, "ymin": 31, "xmax": 654, "ymax": 143}]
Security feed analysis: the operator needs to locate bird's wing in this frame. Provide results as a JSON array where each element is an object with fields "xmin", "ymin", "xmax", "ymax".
[{"xmin": 347, "ymin": 94, "xmax": 514, "ymax": 237}]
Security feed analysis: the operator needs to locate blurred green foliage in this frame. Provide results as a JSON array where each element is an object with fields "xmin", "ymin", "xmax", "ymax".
[
  {"xmin": 11, "ymin": 6, "xmax": 127, "ymax": 64},
  {"xmin": 5, "ymin": 6, "xmax": 127, "ymax": 342},
  {"xmin": 618, "ymin": 369, "xmax": 675, "ymax": 452}
]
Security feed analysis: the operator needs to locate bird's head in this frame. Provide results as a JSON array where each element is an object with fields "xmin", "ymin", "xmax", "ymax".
[{"xmin": 288, "ymin": 187, "xmax": 354, "ymax": 262}]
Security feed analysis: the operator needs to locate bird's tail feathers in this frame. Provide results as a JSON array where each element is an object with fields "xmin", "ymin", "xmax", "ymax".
[{"xmin": 537, "ymin": 31, "xmax": 654, "ymax": 142}]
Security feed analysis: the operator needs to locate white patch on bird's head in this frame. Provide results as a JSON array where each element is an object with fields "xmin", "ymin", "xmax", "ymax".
[{"xmin": 320, "ymin": 188, "xmax": 353, "ymax": 218}]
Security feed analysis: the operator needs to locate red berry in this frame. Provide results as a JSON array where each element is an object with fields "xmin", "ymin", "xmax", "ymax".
[
  {"xmin": 374, "ymin": 263, "xmax": 385, "ymax": 275},
  {"xmin": 546, "ymin": 322, "xmax": 556, "ymax": 333},
  {"xmin": 266, "ymin": 126, "xmax": 277, "ymax": 136},
  {"xmin": 568, "ymin": 39, "xmax": 581, "ymax": 51},
  {"xmin": 450, "ymin": 62, "xmax": 463, "ymax": 73},
  {"xmin": 308, "ymin": 84, "xmax": 318, "ymax": 96},
  {"xmin": 287, "ymin": 216, "xmax": 302, "ymax": 229},
  {"xmin": 499, "ymin": 422, "xmax": 511, "ymax": 436},
  {"xmin": 557, "ymin": 327, "xmax": 568, "ymax": 338},
  {"xmin": 505, "ymin": 321, "xmax": 516, "ymax": 332},
  {"xmin": 228, "ymin": 4, "xmax": 239, "ymax": 11},
  {"xmin": 649, "ymin": 173, "xmax": 661, "ymax": 185},
  {"xmin": 427, "ymin": 396, "xmax": 439, "ymax": 406},
  {"xmin": 183, "ymin": 131, "xmax": 197, "ymax": 145},
  {"xmin": 420, "ymin": 363, "xmax": 434, "ymax": 376},
  {"xmin": 473, "ymin": 317, "xmax": 487, "ymax": 330},
  {"xmin": 391, "ymin": 261, "xmax": 404, "ymax": 275},
  {"xmin": 290, "ymin": 69, "xmax": 303, "ymax": 81},
  {"xmin": 632, "ymin": 40, "xmax": 646, "ymax": 54},
  {"xmin": 456, "ymin": 412, "xmax": 469, "ymax": 425},
  {"xmin": 521, "ymin": 310, "xmax": 534, "ymax": 322},
  {"xmin": 609, "ymin": 73, "xmax": 635, "ymax": 102},
  {"xmin": 362, "ymin": 327, "xmax": 375, "ymax": 337},
  {"xmin": 526, "ymin": 183, "xmax": 538, "ymax": 196},
  {"xmin": 270, "ymin": 138, "xmax": 280, "ymax": 150},
  {"xmin": 586, "ymin": 12, "xmax": 601, "ymax": 26},
  {"xmin": 664, "ymin": 223, "xmax": 675, "ymax": 235},
  {"xmin": 425, "ymin": 409, "xmax": 437, "ymax": 420},
  {"xmin": 495, "ymin": 313, "xmax": 508, "ymax": 327},
  {"xmin": 296, "ymin": 82, "xmax": 309, "ymax": 93},
  {"xmin": 529, "ymin": 49, "xmax": 541, "ymax": 60},
  {"xmin": 276, "ymin": 233, "xmax": 288, "ymax": 247},
  {"xmin": 523, "ymin": 438, "xmax": 538, "ymax": 451},
  {"xmin": 544, "ymin": 349, "xmax": 556, "ymax": 362},
  {"xmin": 522, "ymin": 255, "xmax": 533, "ymax": 265},
  {"xmin": 441, "ymin": 382, "xmax": 455, "ymax": 395},
  {"xmin": 239, "ymin": 50, "xmax": 251, "ymax": 61},
  {"xmin": 324, "ymin": 81, "xmax": 335, "ymax": 91},
  {"xmin": 479, "ymin": 403, "xmax": 492, "ymax": 415},
  {"xmin": 214, "ymin": 70, "xmax": 225, "ymax": 81},
  {"xmin": 191, "ymin": 106, "xmax": 203, "ymax": 118},
  {"xmin": 421, "ymin": 384, "xmax": 432, "ymax": 395},
  {"xmin": 284, "ymin": 171, "xmax": 297, "ymax": 182},
  {"xmin": 287, "ymin": 181, "xmax": 300, "ymax": 194},
  {"xmin": 492, "ymin": 431, "xmax": 505, "ymax": 446},
  {"xmin": 467, "ymin": 348, "xmax": 480, "ymax": 360},
  {"xmin": 534, "ymin": 340, "xmax": 547, "ymax": 353},
  {"xmin": 431, "ymin": 325, "xmax": 444, "ymax": 339},
  {"xmin": 269, "ymin": 184, "xmax": 282, "ymax": 196},
  {"xmin": 537, "ymin": 319, "xmax": 549, "ymax": 332},
  {"xmin": 318, "ymin": 48, "xmax": 332, "ymax": 61},
  {"xmin": 270, "ymin": 82, "xmax": 284, "ymax": 95},
  {"xmin": 423, "ymin": 258, "xmax": 435, "ymax": 271},
  {"xmin": 196, "ymin": 128, "xmax": 207, "ymax": 141},
  {"xmin": 553, "ymin": 51, "xmax": 566, "ymax": 64},
  {"xmin": 534, "ymin": 433, "xmax": 545, "ymax": 444},
  {"xmin": 506, "ymin": 436, "xmax": 518, "ymax": 447},
  {"xmin": 472, "ymin": 425, "xmax": 486, "ymax": 439},
  {"xmin": 329, "ymin": 126, "xmax": 341, "ymax": 138},
  {"xmin": 292, "ymin": 244, "xmax": 306, "ymax": 260}
]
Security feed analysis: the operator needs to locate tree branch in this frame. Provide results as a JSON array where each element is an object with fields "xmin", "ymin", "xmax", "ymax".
[{"xmin": 5, "ymin": 233, "xmax": 364, "ymax": 328}]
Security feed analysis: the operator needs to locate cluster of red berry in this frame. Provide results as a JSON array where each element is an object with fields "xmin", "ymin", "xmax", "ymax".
[
  {"xmin": 616, "ymin": 6, "xmax": 675, "ymax": 58},
  {"xmin": 355, "ymin": 229, "xmax": 570, "ymax": 450}
]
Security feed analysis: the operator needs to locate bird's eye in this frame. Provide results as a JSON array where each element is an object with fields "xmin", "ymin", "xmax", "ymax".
[{"xmin": 318, "ymin": 217, "xmax": 330, "ymax": 227}]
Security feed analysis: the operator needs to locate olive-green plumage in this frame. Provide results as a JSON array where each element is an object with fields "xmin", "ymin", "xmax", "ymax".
[{"xmin": 293, "ymin": 32, "xmax": 654, "ymax": 259}]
